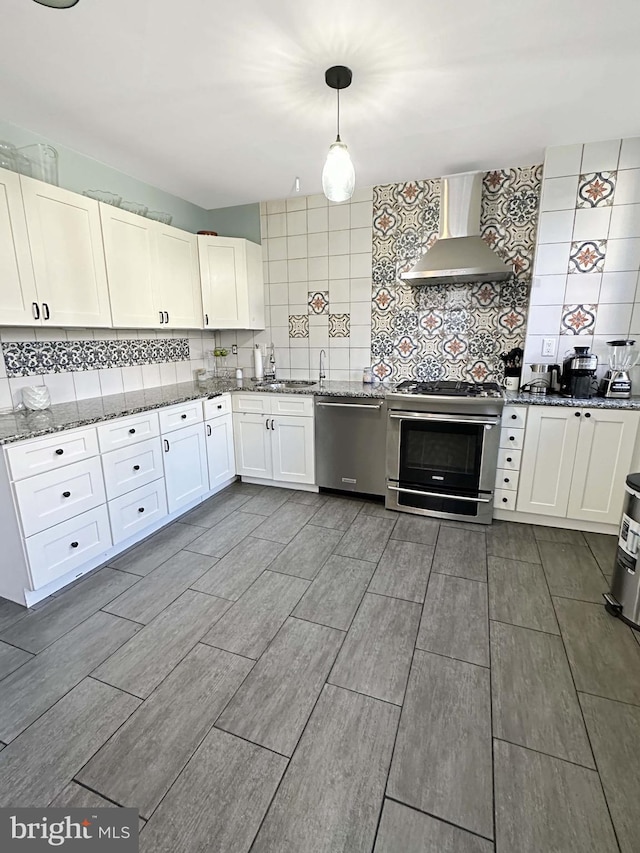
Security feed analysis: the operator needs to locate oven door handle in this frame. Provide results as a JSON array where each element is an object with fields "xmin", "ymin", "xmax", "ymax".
[
  {"xmin": 387, "ymin": 485, "xmax": 492, "ymax": 504},
  {"xmin": 388, "ymin": 411, "xmax": 500, "ymax": 427}
]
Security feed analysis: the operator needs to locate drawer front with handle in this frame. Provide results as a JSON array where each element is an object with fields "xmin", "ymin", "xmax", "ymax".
[
  {"xmin": 203, "ymin": 394, "xmax": 232, "ymax": 420},
  {"xmin": 232, "ymin": 394, "xmax": 272, "ymax": 414},
  {"xmin": 25, "ymin": 504, "xmax": 112, "ymax": 590},
  {"xmin": 502, "ymin": 405, "xmax": 527, "ymax": 430},
  {"xmin": 495, "ymin": 468, "xmax": 519, "ymax": 492},
  {"xmin": 14, "ymin": 456, "xmax": 106, "ymax": 537},
  {"xmin": 97, "ymin": 412, "xmax": 160, "ymax": 453},
  {"xmin": 108, "ymin": 478, "xmax": 168, "ymax": 544},
  {"xmin": 271, "ymin": 395, "xmax": 314, "ymax": 417},
  {"xmin": 497, "ymin": 448, "xmax": 522, "ymax": 470},
  {"xmin": 102, "ymin": 437, "xmax": 164, "ymax": 500},
  {"xmin": 6, "ymin": 427, "xmax": 99, "ymax": 481},
  {"xmin": 494, "ymin": 488, "xmax": 516, "ymax": 511},
  {"xmin": 158, "ymin": 401, "xmax": 203, "ymax": 433},
  {"xmin": 499, "ymin": 427, "xmax": 525, "ymax": 451}
]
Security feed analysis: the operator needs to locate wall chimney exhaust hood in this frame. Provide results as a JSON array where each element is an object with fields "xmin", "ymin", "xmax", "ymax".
[{"xmin": 402, "ymin": 171, "xmax": 512, "ymax": 285}]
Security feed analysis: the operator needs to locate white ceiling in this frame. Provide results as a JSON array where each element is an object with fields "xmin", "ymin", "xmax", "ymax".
[{"xmin": 2, "ymin": 0, "xmax": 639, "ymax": 209}]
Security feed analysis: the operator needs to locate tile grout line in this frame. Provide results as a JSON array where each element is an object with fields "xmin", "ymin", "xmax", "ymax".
[{"xmin": 384, "ymin": 795, "xmax": 496, "ymax": 845}]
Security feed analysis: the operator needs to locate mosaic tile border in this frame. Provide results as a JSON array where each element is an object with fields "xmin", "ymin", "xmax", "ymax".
[{"xmin": 2, "ymin": 338, "xmax": 190, "ymax": 378}]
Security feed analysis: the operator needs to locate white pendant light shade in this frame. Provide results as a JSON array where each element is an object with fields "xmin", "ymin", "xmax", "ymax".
[{"xmin": 322, "ymin": 138, "xmax": 356, "ymax": 203}]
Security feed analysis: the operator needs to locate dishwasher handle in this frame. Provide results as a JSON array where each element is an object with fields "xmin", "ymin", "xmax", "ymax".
[{"xmin": 317, "ymin": 401, "xmax": 383, "ymax": 409}]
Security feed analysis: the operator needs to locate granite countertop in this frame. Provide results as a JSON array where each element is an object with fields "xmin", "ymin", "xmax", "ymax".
[
  {"xmin": 0, "ymin": 378, "xmax": 389, "ymax": 445},
  {"xmin": 507, "ymin": 390, "xmax": 640, "ymax": 410}
]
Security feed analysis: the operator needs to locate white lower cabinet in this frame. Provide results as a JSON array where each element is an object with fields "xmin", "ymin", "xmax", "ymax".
[
  {"xmin": 517, "ymin": 406, "xmax": 638, "ymax": 525},
  {"xmin": 108, "ymin": 478, "xmax": 168, "ymax": 544},
  {"xmin": 162, "ymin": 422, "xmax": 209, "ymax": 513},
  {"xmin": 25, "ymin": 505, "xmax": 112, "ymax": 591},
  {"xmin": 205, "ymin": 415, "xmax": 235, "ymax": 489},
  {"xmin": 233, "ymin": 413, "xmax": 273, "ymax": 479},
  {"xmin": 102, "ymin": 437, "xmax": 164, "ymax": 500},
  {"xmin": 233, "ymin": 404, "xmax": 315, "ymax": 485}
]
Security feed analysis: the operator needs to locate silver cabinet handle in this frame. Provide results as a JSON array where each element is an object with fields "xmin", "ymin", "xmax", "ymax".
[
  {"xmin": 389, "ymin": 411, "xmax": 499, "ymax": 426},
  {"xmin": 387, "ymin": 485, "xmax": 491, "ymax": 503},
  {"xmin": 317, "ymin": 401, "xmax": 383, "ymax": 409}
]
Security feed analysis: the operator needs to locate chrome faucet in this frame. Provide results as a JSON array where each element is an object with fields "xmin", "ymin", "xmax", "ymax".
[{"xmin": 319, "ymin": 349, "xmax": 326, "ymax": 385}]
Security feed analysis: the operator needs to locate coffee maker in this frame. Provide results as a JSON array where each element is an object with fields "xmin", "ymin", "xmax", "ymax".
[
  {"xmin": 560, "ymin": 346, "xmax": 598, "ymax": 398},
  {"xmin": 599, "ymin": 339, "xmax": 638, "ymax": 399}
]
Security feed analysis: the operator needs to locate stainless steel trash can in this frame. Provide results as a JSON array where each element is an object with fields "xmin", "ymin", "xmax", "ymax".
[{"xmin": 604, "ymin": 473, "xmax": 640, "ymax": 630}]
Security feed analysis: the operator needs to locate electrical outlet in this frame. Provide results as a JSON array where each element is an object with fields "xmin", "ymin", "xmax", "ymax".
[
  {"xmin": 231, "ymin": 344, "xmax": 238, "ymax": 355},
  {"xmin": 542, "ymin": 337, "xmax": 556, "ymax": 356}
]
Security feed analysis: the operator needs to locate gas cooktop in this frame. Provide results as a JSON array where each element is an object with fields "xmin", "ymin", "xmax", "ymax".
[{"xmin": 393, "ymin": 380, "xmax": 503, "ymax": 398}]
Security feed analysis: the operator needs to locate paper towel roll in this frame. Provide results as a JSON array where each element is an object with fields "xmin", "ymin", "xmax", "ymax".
[{"xmin": 254, "ymin": 344, "xmax": 264, "ymax": 380}]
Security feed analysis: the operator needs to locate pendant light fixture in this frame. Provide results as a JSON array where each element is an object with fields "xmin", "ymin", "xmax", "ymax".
[
  {"xmin": 322, "ymin": 65, "xmax": 355, "ymax": 203},
  {"xmin": 33, "ymin": 0, "xmax": 80, "ymax": 7}
]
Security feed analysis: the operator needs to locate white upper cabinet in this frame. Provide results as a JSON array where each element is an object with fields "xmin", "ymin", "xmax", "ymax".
[
  {"xmin": 100, "ymin": 204, "xmax": 157, "ymax": 328},
  {"xmin": 198, "ymin": 235, "xmax": 265, "ymax": 330},
  {"xmin": 20, "ymin": 175, "xmax": 112, "ymax": 327},
  {"xmin": 0, "ymin": 167, "xmax": 38, "ymax": 325},
  {"xmin": 155, "ymin": 224, "xmax": 202, "ymax": 329},
  {"xmin": 101, "ymin": 205, "xmax": 202, "ymax": 329}
]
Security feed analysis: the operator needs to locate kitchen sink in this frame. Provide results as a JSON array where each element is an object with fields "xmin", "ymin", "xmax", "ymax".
[{"xmin": 254, "ymin": 379, "xmax": 317, "ymax": 390}]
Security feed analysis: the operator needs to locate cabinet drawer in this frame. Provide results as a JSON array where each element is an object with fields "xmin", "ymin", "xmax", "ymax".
[
  {"xmin": 159, "ymin": 400, "xmax": 203, "ymax": 433},
  {"xmin": 204, "ymin": 393, "xmax": 232, "ymax": 420},
  {"xmin": 97, "ymin": 412, "xmax": 160, "ymax": 453},
  {"xmin": 500, "ymin": 427, "xmax": 524, "ymax": 450},
  {"xmin": 494, "ymin": 489, "xmax": 516, "ymax": 511},
  {"xmin": 102, "ymin": 437, "xmax": 164, "ymax": 500},
  {"xmin": 14, "ymin": 456, "xmax": 106, "ymax": 537},
  {"xmin": 271, "ymin": 395, "xmax": 314, "ymax": 417},
  {"xmin": 7, "ymin": 427, "xmax": 99, "ymax": 481},
  {"xmin": 232, "ymin": 393, "xmax": 271, "ymax": 414},
  {"xmin": 496, "ymin": 468, "xmax": 519, "ymax": 492},
  {"xmin": 497, "ymin": 448, "xmax": 522, "ymax": 470},
  {"xmin": 26, "ymin": 505, "xmax": 111, "ymax": 591},
  {"xmin": 503, "ymin": 405, "xmax": 527, "ymax": 429},
  {"xmin": 108, "ymin": 478, "xmax": 168, "ymax": 545}
]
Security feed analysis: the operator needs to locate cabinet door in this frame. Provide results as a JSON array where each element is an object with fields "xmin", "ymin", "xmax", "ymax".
[
  {"xmin": 516, "ymin": 407, "xmax": 580, "ymax": 517},
  {"xmin": 20, "ymin": 176, "xmax": 112, "ymax": 327},
  {"xmin": 567, "ymin": 409, "xmax": 639, "ymax": 524},
  {"xmin": 245, "ymin": 238, "xmax": 266, "ymax": 330},
  {"xmin": 162, "ymin": 424, "xmax": 208, "ymax": 513},
  {"xmin": 155, "ymin": 225, "xmax": 203, "ymax": 329},
  {"xmin": 198, "ymin": 235, "xmax": 248, "ymax": 329},
  {"xmin": 271, "ymin": 415, "xmax": 315, "ymax": 484},
  {"xmin": 205, "ymin": 415, "xmax": 235, "ymax": 489},
  {"xmin": 0, "ymin": 167, "xmax": 39, "ymax": 325},
  {"xmin": 233, "ymin": 413, "xmax": 272, "ymax": 479},
  {"xmin": 100, "ymin": 203, "xmax": 158, "ymax": 328}
]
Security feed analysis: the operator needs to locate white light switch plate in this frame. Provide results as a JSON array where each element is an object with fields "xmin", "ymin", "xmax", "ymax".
[{"xmin": 542, "ymin": 338, "xmax": 556, "ymax": 356}]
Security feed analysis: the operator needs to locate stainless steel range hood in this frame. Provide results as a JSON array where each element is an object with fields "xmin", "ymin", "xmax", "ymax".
[{"xmin": 402, "ymin": 171, "xmax": 512, "ymax": 285}]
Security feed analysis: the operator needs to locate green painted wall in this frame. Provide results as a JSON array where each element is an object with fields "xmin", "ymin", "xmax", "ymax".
[
  {"xmin": 0, "ymin": 117, "xmax": 208, "ymax": 233},
  {"xmin": 206, "ymin": 203, "xmax": 262, "ymax": 244}
]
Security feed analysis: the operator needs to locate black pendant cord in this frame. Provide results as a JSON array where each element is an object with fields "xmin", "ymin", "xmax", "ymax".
[{"xmin": 336, "ymin": 88, "xmax": 340, "ymax": 142}]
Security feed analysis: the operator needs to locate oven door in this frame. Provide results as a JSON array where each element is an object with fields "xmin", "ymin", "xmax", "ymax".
[{"xmin": 386, "ymin": 410, "xmax": 501, "ymax": 521}]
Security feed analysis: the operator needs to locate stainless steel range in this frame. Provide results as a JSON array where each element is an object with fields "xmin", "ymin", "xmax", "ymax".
[{"xmin": 385, "ymin": 380, "xmax": 504, "ymax": 524}]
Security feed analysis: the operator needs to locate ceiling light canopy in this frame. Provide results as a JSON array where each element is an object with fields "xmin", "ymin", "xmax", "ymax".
[
  {"xmin": 322, "ymin": 65, "xmax": 355, "ymax": 204},
  {"xmin": 32, "ymin": 0, "xmax": 80, "ymax": 8}
]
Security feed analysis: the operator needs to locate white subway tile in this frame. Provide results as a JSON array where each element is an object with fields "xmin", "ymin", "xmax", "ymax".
[
  {"xmin": 270, "ymin": 327, "xmax": 289, "ymax": 348},
  {"xmin": 538, "ymin": 210, "xmax": 575, "ymax": 244},
  {"xmin": 73, "ymin": 370, "xmax": 101, "ymax": 400},
  {"xmin": 564, "ymin": 274, "xmax": 601, "ymax": 304},
  {"xmin": 350, "ymin": 186, "xmax": 374, "ymax": 203},
  {"xmin": 0, "ymin": 348, "xmax": 6, "ymax": 379},
  {"xmin": 274, "ymin": 348, "xmax": 290, "ymax": 369},
  {"xmin": 600, "ymin": 272, "xmax": 639, "ymax": 303},
  {"xmin": 630, "ymin": 303, "xmax": 640, "ymax": 334},
  {"xmin": 526, "ymin": 305, "xmax": 563, "ymax": 336},
  {"xmin": 540, "ymin": 176, "xmax": 579, "ymax": 211},
  {"xmin": 328, "ymin": 369, "xmax": 350, "ymax": 381},
  {"xmin": 350, "ymin": 201, "xmax": 373, "ymax": 228},
  {"xmin": 9, "ymin": 376, "xmax": 43, "ymax": 406},
  {"xmin": 604, "ymin": 238, "xmax": 640, "ymax": 272},
  {"xmin": 572, "ymin": 207, "xmax": 611, "ymax": 241},
  {"xmin": 349, "ymin": 348, "xmax": 370, "ymax": 369},
  {"xmin": 350, "ymin": 277, "xmax": 372, "ymax": 302},
  {"xmin": 350, "ymin": 227, "xmax": 372, "ymax": 254},
  {"xmin": 529, "ymin": 275, "xmax": 566, "ymax": 306},
  {"xmin": 41, "ymin": 372, "xmax": 75, "ymax": 404},
  {"xmin": 141, "ymin": 364, "xmax": 162, "ymax": 389},
  {"xmin": 286, "ymin": 197, "xmax": 306, "ymax": 212},
  {"xmin": 350, "ymin": 253, "xmax": 372, "ymax": 278},
  {"xmin": 534, "ymin": 242, "xmax": 571, "ymax": 275},
  {"xmin": 286, "ymin": 210, "xmax": 307, "ymax": 235},
  {"xmin": 309, "ymin": 324, "xmax": 329, "ymax": 348},
  {"xmin": 270, "ymin": 306, "xmax": 289, "ymax": 327},
  {"xmin": 0, "ymin": 327, "xmax": 37, "ymax": 342},
  {"xmin": 329, "ymin": 255, "xmax": 350, "ymax": 279},
  {"xmin": 581, "ymin": 139, "xmax": 621, "ymax": 173},
  {"xmin": 307, "ymin": 194, "xmax": 328, "ymax": 209},
  {"xmin": 266, "ymin": 199, "xmax": 286, "ymax": 214},
  {"xmin": 290, "ymin": 368, "xmax": 311, "ymax": 380},
  {"xmin": 330, "ymin": 301, "xmax": 350, "ymax": 314},
  {"xmin": 349, "ymin": 325, "xmax": 371, "ymax": 349},
  {"xmin": 307, "ymin": 207, "xmax": 328, "ymax": 233},
  {"xmin": 120, "ymin": 365, "xmax": 144, "ymax": 391},
  {"xmin": 594, "ymin": 303, "xmax": 632, "ymax": 336},
  {"xmin": 0, "ymin": 378, "xmax": 12, "ymax": 411},
  {"xmin": 544, "ymin": 144, "xmax": 583, "ymax": 178},
  {"xmin": 268, "ymin": 260, "xmax": 288, "ymax": 283},
  {"xmin": 290, "ymin": 348, "xmax": 310, "ymax": 370},
  {"xmin": 34, "ymin": 328, "xmax": 67, "ymax": 342},
  {"xmin": 329, "ymin": 230, "xmax": 350, "ymax": 255},
  {"xmin": 289, "ymin": 281, "xmax": 309, "ymax": 305},
  {"xmin": 159, "ymin": 362, "xmax": 177, "ymax": 386},
  {"xmin": 267, "ymin": 237, "xmax": 287, "ymax": 261},
  {"xmin": 269, "ymin": 283, "xmax": 288, "ymax": 306},
  {"xmin": 287, "ymin": 259, "xmax": 308, "ymax": 282},
  {"xmin": 614, "ymin": 169, "xmax": 640, "ymax": 205},
  {"xmin": 350, "ymin": 302, "xmax": 371, "ymax": 325},
  {"xmin": 329, "ymin": 349, "xmax": 350, "ymax": 370},
  {"xmin": 308, "ymin": 232, "xmax": 329, "ymax": 258},
  {"xmin": 619, "ymin": 138, "xmax": 640, "ymax": 170},
  {"xmin": 287, "ymin": 235, "xmax": 307, "ymax": 259},
  {"xmin": 308, "ymin": 313, "xmax": 329, "ymax": 327},
  {"xmin": 328, "ymin": 204, "xmax": 350, "ymax": 231},
  {"xmin": 329, "ymin": 279, "xmax": 349, "ymax": 303},
  {"xmin": 308, "ymin": 256, "xmax": 329, "ymax": 281},
  {"xmin": 609, "ymin": 204, "xmax": 640, "ymax": 239},
  {"xmin": 267, "ymin": 213, "xmax": 286, "ymax": 238},
  {"xmin": 260, "ymin": 215, "xmax": 267, "ymax": 239},
  {"xmin": 175, "ymin": 362, "xmax": 193, "ymax": 384},
  {"xmin": 99, "ymin": 368, "xmax": 124, "ymax": 396}
]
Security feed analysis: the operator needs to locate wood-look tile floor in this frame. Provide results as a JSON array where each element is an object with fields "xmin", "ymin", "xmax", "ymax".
[{"xmin": 0, "ymin": 481, "xmax": 639, "ymax": 852}]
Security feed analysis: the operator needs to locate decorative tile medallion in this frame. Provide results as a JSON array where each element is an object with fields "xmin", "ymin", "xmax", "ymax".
[
  {"xmin": 568, "ymin": 240, "xmax": 607, "ymax": 274},
  {"xmin": 288, "ymin": 314, "xmax": 309, "ymax": 338},
  {"xmin": 561, "ymin": 304, "xmax": 598, "ymax": 335},
  {"xmin": 370, "ymin": 164, "xmax": 542, "ymax": 382},
  {"xmin": 308, "ymin": 291, "xmax": 329, "ymax": 315},
  {"xmin": 577, "ymin": 172, "xmax": 617, "ymax": 208},
  {"xmin": 328, "ymin": 314, "xmax": 350, "ymax": 338},
  {"xmin": 1, "ymin": 338, "xmax": 189, "ymax": 379}
]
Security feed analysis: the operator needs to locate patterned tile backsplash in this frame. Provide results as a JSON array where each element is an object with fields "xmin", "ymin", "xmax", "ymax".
[
  {"xmin": 370, "ymin": 166, "xmax": 542, "ymax": 382},
  {"xmin": 2, "ymin": 337, "xmax": 190, "ymax": 378}
]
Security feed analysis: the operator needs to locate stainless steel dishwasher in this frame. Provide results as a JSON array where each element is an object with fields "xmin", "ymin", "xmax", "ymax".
[{"xmin": 315, "ymin": 396, "xmax": 388, "ymax": 496}]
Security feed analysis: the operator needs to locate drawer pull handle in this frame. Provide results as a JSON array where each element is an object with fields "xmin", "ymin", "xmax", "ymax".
[
  {"xmin": 62, "ymin": 490, "xmax": 71, "ymax": 498},
  {"xmin": 164, "ymin": 439, "xmax": 170, "ymax": 452},
  {"xmin": 509, "ymin": 435, "xmax": 515, "ymax": 441},
  {"xmin": 217, "ymin": 404, "xmax": 222, "ymax": 409},
  {"xmin": 55, "ymin": 448, "xmax": 64, "ymax": 456},
  {"xmin": 70, "ymin": 541, "xmax": 79, "ymax": 548},
  {"xmin": 205, "ymin": 313, "xmax": 209, "ymax": 326},
  {"xmin": 181, "ymin": 413, "xmax": 187, "ymax": 419},
  {"xmin": 133, "ymin": 464, "xmax": 140, "ymax": 471},
  {"xmin": 511, "ymin": 414, "xmax": 517, "ymax": 420},
  {"xmin": 129, "ymin": 428, "xmax": 136, "ymax": 434},
  {"xmin": 584, "ymin": 412, "xmax": 591, "ymax": 418},
  {"xmin": 575, "ymin": 412, "xmax": 581, "ymax": 417},
  {"xmin": 504, "ymin": 478, "xmax": 509, "ymax": 484},
  {"xmin": 207, "ymin": 424, "xmax": 212, "ymax": 436},
  {"xmin": 138, "ymin": 507, "xmax": 145, "ymax": 513},
  {"xmin": 506, "ymin": 457, "xmax": 513, "ymax": 463},
  {"xmin": 502, "ymin": 497, "xmax": 508, "ymax": 504}
]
